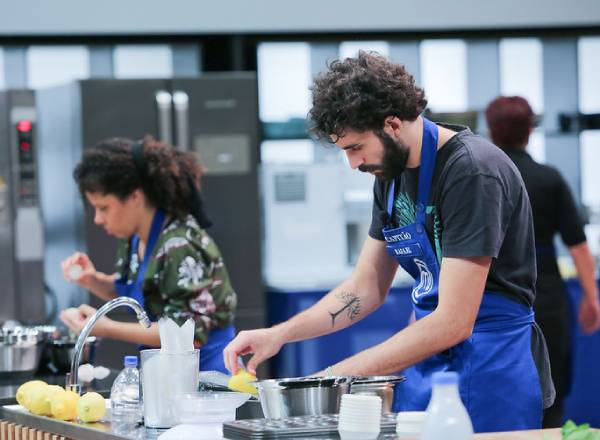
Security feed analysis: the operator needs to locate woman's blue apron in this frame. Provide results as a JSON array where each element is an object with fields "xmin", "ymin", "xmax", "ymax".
[
  {"xmin": 382, "ymin": 118, "xmax": 543, "ymax": 432},
  {"xmin": 114, "ymin": 209, "xmax": 234, "ymax": 374}
]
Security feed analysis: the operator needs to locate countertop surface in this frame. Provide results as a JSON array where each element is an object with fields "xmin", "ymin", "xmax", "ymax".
[{"xmin": 2, "ymin": 404, "xmax": 595, "ymax": 440}]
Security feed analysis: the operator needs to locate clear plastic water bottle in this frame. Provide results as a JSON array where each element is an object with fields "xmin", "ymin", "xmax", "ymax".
[
  {"xmin": 421, "ymin": 371, "xmax": 474, "ymax": 440},
  {"xmin": 110, "ymin": 355, "xmax": 142, "ymax": 423}
]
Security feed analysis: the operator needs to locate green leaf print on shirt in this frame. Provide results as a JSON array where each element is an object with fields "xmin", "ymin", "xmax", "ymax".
[{"xmin": 394, "ymin": 193, "xmax": 442, "ymax": 263}]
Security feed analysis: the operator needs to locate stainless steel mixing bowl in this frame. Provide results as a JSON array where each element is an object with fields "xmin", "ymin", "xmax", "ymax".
[{"xmin": 255, "ymin": 376, "xmax": 352, "ymax": 419}]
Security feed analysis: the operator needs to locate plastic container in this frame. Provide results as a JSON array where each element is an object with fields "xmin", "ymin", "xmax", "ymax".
[
  {"xmin": 421, "ymin": 371, "xmax": 473, "ymax": 440},
  {"xmin": 140, "ymin": 348, "xmax": 199, "ymax": 428},
  {"xmin": 110, "ymin": 355, "xmax": 142, "ymax": 424},
  {"xmin": 172, "ymin": 391, "xmax": 252, "ymax": 424}
]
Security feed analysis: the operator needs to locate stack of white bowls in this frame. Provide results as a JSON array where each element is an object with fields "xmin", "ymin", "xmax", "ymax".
[{"xmin": 337, "ymin": 394, "xmax": 382, "ymax": 440}]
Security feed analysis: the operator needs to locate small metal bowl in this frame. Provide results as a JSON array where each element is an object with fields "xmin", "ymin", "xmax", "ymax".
[
  {"xmin": 350, "ymin": 375, "xmax": 405, "ymax": 414},
  {"xmin": 254, "ymin": 376, "xmax": 353, "ymax": 419},
  {"xmin": 42, "ymin": 336, "xmax": 97, "ymax": 374}
]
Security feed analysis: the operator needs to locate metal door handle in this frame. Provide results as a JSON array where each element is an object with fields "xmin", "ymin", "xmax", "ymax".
[
  {"xmin": 173, "ymin": 90, "xmax": 189, "ymax": 151},
  {"xmin": 155, "ymin": 91, "xmax": 173, "ymax": 145}
]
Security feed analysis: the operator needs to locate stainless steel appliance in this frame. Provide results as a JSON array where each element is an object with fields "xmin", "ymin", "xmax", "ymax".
[
  {"xmin": 0, "ymin": 90, "xmax": 46, "ymax": 325},
  {"xmin": 36, "ymin": 75, "xmax": 264, "ymax": 368}
]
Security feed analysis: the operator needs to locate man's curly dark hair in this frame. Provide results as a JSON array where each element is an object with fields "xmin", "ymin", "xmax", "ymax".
[{"xmin": 309, "ymin": 51, "xmax": 427, "ymax": 143}]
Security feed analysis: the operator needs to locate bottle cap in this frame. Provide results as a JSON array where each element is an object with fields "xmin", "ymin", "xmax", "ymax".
[
  {"xmin": 432, "ymin": 371, "xmax": 458, "ymax": 385},
  {"xmin": 124, "ymin": 355, "xmax": 138, "ymax": 367}
]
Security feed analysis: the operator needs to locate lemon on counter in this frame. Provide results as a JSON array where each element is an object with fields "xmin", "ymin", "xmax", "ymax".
[
  {"xmin": 15, "ymin": 380, "xmax": 47, "ymax": 409},
  {"xmin": 50, "ymin": 390, "xmax": 80, "ymax": 420},
  {"xmin": 77, "ymin": 392, "xmax": 106, "ymax": 423},
  {"xmin": 28, "ymin": 384, "xmax": 63, "ymax": 416},
  {"xmin": 228, "ymin": 369, "xmax": 258, "ymax": 395}
]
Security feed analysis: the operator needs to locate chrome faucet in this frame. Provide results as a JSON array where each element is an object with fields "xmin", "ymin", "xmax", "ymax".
[{"xmin": 66, "ymin": 297, "xmax": 151, "ymax": 393}]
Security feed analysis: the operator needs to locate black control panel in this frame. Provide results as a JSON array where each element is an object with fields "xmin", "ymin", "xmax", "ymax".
[{"xmin": 16, "ymin": 119, "xmax": 37, "ymax": 206}]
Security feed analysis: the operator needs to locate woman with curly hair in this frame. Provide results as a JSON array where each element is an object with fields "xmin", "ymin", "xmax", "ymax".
[
  {"xmin": 60, "ymin": 136, "xmax": 236, "ymax": 373},
  {"xmin": 225, "ymin": 51, "xmax": 554, "ymax": 432}
]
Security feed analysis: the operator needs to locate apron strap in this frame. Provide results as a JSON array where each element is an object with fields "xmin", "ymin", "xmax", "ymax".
[
  {"xmin": 134, "ymin": 208, "xmax": 167, "ymax": 293},
  {"xmin": 416, "ymin": 118, "xmax": 439, "ymax": 225},
  {"xmin": 116, "ymin": 209, "xmax": 166, "ymax": 310},
  {"xmin": 385, "ymin": 118, "xmax": 439, "ymax": 224}
]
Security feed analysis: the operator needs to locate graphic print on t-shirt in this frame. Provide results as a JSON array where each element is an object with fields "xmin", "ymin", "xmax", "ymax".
[{"xmin": 394, "ymin": 192, "xmax": 442, "ymax": 264}]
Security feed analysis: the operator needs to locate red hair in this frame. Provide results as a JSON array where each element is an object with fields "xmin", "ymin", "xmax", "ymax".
[{"xmin": 485, "ymin": 96, "xmax": 535, "ymax": 150}]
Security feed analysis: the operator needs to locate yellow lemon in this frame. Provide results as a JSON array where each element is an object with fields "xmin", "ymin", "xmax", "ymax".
[
  {"xmin": 15, "ymin": 380, "xmax": 47, "ymax": 409},
  {"xmin": 28, "ymin": 384, "xmax": 50, "ymax": 415},
  {"xmin": 228, "ymin": 369, "xmax": 258, "ymax": 395},
  {"xmin": 29, "ymin": 384, "xmax": 63, "ymax": 416},
  {"xmin": 77, "ymin": 392, "xmax": 106, "ymax": 423},
  {"xmin": 50, "ymin": 390, "xmax": 80, "ymax": 420}
]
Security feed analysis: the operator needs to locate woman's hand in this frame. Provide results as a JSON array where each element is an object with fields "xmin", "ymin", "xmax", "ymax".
[
  {"xmin": 59, "ymin": 304, "xmax": 113, "ymax": 337},
  {"xmin": 61, "ymin": 252, "xmax": 97, "ymax": 290}
]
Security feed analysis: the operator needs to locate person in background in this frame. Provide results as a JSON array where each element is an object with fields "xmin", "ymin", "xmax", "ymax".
[
  {"xmin": 485, "ymin": 96, "xmax": 600, "ymax": 427},
  {"xmin": 224, "ymin": 52, "xmax": 555, "ymax": 433},
  {"xmin": 60, "ymin": 136, "xmax": 237, "ymax": 374}
]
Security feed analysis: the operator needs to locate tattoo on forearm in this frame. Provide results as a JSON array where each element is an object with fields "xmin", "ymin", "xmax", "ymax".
[{"xmin": 328, "ymin": 291, "xmax": 361, "ymax": 327}]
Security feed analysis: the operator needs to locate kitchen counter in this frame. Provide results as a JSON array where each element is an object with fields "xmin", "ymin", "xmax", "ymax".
[{"xmin": 1, "ymin": 405, "xmax": 595, "ymax": 440}]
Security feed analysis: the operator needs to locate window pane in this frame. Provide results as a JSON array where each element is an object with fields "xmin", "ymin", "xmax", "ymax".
[
  {"xmin": 257, "ymin": 43, "xmax": 311, "ymax": 122},
  {"xmin": 421, "ymin": 40, "xmax": 467, "ymax": 112},
  {"xmin": 0, "ymin": 48, "xmax": 5, "ymax": 90},
  {"xmin": 27, "ymin": 46, "xmax": 89, "ymax": 89},
  {"xmin": 113, "ymin": 45, "xmax": 173, "ymax": 78},
  {"xmin": 499, "ymin": 38, "xmax": 543, "ymax": 114},
  {"xmin": 578, "ymin": 37, "xmax": 600, "ymax": 113},
  {"xmin": 339, "ymin": 41, "xmax": 389, "ymax": 59},
  {"xmin": 261, "ymin": 139, "xmax": 314, "ymax": 164},
  {"xmin": 580, "ymin": 130, "xmax": 600, "ymax": 209}
]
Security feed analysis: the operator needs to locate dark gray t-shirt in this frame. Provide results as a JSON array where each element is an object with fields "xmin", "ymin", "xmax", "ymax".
[{"xmin": 369, "ymin": 123, "xmax": 555, "ymax": 408}]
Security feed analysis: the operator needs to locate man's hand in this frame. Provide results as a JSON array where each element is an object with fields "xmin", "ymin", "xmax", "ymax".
[
  {"xmin": 579, "ymin": 294, "xmax": 600, "ymax": 334},
  {"xmin": 223, "ymin": 328, "xmax": 285, "ymax": 375}
]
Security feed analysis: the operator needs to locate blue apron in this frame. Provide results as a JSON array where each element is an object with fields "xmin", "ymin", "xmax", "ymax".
[
  {"xmin": 382, "ymin": 118, "xmax": 543, "ymax": 432},
  {"xmin": 114, "ymin": 209, "xmax": 234, "ymax": 374}
]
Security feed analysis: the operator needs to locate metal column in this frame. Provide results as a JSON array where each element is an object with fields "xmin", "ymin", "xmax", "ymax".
[
  {"xmin": 466, "ymin": 40, "xmax": 500, "ymax": 134},
  {"xmin": 310, "ymin": 42, "xmax": 341, "ymax": 163},
  {"xmin": 542, "ymin": 38, "xmax": 582, "ymax": 206},
  {"xmin": 389, "ymin": 41, "xmax": 422, "ymax": 87}
]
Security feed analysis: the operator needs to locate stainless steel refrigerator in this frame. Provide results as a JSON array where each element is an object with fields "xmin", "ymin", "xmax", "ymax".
[{"xmin": 36, "ymin": 74, "xmax": 264, "ymax": 368}]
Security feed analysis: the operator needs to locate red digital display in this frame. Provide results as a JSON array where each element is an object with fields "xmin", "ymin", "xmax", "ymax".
[
  {"xmin": 20, "ymin": 141, "xmax": 30, "ymax": 152},
  {"xmin": 17, "ymin": 120, "xmax": 32, "ymax": 132}
]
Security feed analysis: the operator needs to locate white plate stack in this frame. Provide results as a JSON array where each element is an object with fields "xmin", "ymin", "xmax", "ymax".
[{"xmin": 337, "ymin": 394, "xmax": 382, "ymax": 440}]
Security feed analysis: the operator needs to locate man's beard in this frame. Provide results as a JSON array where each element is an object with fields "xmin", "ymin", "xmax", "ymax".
[{"xmin": 358, "ymin": 130, "xmax": 409, "ymax": 181}]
